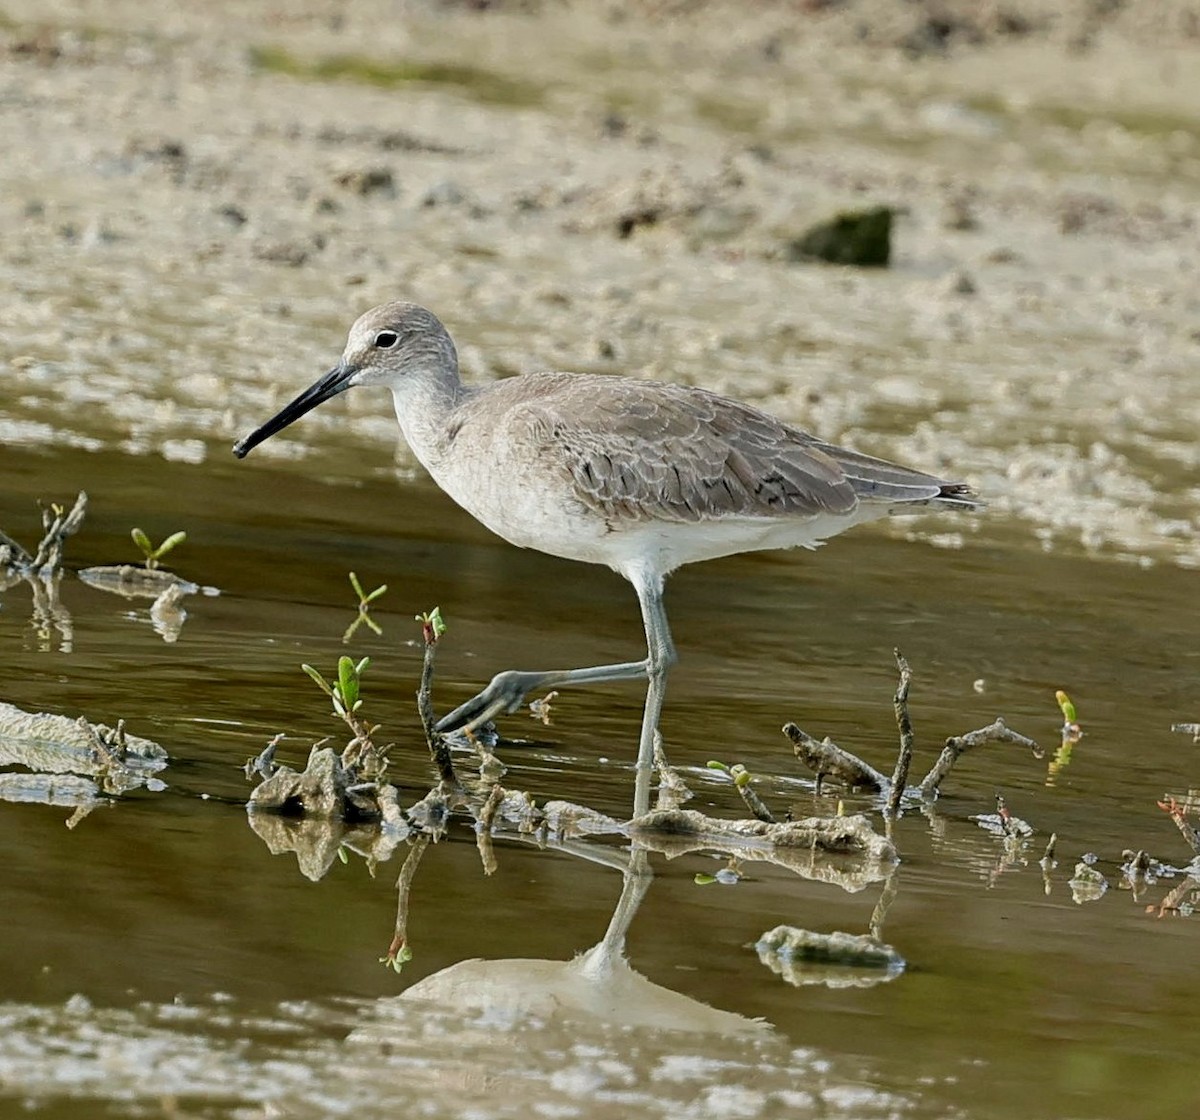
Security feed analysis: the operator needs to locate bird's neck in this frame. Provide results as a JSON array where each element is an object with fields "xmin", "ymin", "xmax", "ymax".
[{"xmin": 391, "ymin": 369, "xmax": 473, "ymax": 470}]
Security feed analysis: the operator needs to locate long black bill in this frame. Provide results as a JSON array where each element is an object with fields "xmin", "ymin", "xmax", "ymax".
[{"xmin": 232, "ymin": 363, "xmax": 357, "ymax": 458}]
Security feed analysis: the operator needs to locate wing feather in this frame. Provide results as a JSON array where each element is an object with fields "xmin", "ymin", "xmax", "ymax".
[{"xmin": 507, "ymin": 374, "xmax": 867, "ymax": 524}]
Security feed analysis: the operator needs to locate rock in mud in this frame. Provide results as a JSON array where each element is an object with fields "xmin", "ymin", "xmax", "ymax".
[{"xmin": 785, "ymin": 206, "xmax": 893, "ymax": 267}]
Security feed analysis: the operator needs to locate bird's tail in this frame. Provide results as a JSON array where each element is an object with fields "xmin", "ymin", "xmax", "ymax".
[{"xmin": 811, "ymin": 440, "xmax": 982, "ymax": 511}]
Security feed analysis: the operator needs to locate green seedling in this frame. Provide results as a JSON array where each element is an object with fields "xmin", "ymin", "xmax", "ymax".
[
  {"xmin": 706, "ymin": 759, "xmax": 753, "ymax": 787},
  {"xmin": 417, "ymin": 606, "xmax": 446, "ymax": 644},
  {"xmin": 302, "ymin": 655, "xmax": 371, "ymax": 718},
  {"xmin": 343, "ymin": 571, "xmax": 387, "ymax": 643},
  {"xmin": 131, "ymin": 527, "xmax": 186, "ymax": 570}
]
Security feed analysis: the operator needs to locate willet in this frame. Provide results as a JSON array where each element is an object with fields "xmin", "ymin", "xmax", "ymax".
[{"xmin": 234, "ymin": 301, "xmax": 977, "ymax": 813}]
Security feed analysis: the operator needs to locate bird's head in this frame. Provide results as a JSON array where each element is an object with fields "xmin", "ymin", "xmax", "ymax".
[{"xmin": 233, "ymin": 301, "xmax": 457, "ymax": 458}]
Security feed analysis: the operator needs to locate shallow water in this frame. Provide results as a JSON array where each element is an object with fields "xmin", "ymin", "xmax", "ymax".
[
  {"xmin": 2, "ymin": 440, "xmax": 1197, "ymax": 1119},
  {"xmin": 3, "ymin": 1, "xmax": 1200, "ymax": 1114}
]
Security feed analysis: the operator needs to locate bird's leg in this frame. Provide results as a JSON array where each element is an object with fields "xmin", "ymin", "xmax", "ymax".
[
  {"xmin": 630, "ymin": 574, "xmax": 676, "ymax": 818},
  {"xmin": 434, "ymin": 573, "xmax": 677, "ymax": 786},
  {"xmin": 435, "ymin": 658, "xmax": 652, "ymax": 734}
]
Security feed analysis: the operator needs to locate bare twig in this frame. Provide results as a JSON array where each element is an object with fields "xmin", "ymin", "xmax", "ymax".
[
  {"xmin": 244, "ymin": 733, "xmax": 284, "ymax": 780},
  {"xmin": 783, "ymin": 723, "xmax": 888, "ymax": 792},
  {"xmin": 416, "ymin": 614, "xmax": 457, "ymax": 786},
  {"xmin": 30, "ymin": 492, "xmax": 88, "ymax": 576},
  {"xmin": 885, "ymin": 649, "xmax": 913, "ymax": 818},
  {"xmin": 918, "ymin": 718, "xmax": 1040, "ymax": 797}
]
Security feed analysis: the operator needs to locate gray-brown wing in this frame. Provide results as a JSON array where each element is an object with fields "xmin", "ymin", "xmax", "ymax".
[{"xmin": 513, "ymin": 374, "xmax": 862, "ymax": 524}]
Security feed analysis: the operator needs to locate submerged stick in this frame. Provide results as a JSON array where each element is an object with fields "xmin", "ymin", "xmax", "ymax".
[{"xmin": 885, "ymin": 649, "xmax": 914, "ymax": 818}]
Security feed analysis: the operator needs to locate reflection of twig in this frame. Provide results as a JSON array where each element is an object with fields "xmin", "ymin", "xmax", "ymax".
[
  {"xmin": 1157, "ymin": 796, "xmax": 1200, "ymax": 856},
  {"xmin": 867, "ymin": 866, "xmax": 900, "ymax": 942},
  {"xmin": 885, "ymin": 649, "xmax": 913, "ymax": 818},
  {"xmin": 475, "ymin": 782, "xmax": 505, "ymax": 875},
  {"xmin": 386, "ymin": 835, "xmax": 430, "ymax": 968},
  {"xmin": 629, "ymin": 808, "xmax": 895, "ymax": 860},
  {"xmin": 918, "ymin": 719, "xmax": 1041, "ymax": 797},
  {"xmin": 28, "ymin": 573, "xmax": 74, "ymax": 653},
  {"xmin": 1147, "ymin": 874, "xmax": 1200, "ymax": 918}
]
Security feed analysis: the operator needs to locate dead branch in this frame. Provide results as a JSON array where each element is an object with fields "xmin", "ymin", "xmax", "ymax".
[
  {"xmin": 0, "ymin": 492, "xmax": 87, "ymax": 577},
  {"xmin": 783, "ymin": 723, "xmax": 888, "ymax": 791},
  {"xmin": 885, "ymin": 649, "xmax": 914, "ymax": 818},
  {"xmin": 416, "ymin": 615, "xmax": 458, "ymax": 786},
  {"xmin": 31, "ymin": 492, "xmax": 89, "ymax": 576},
  {"xmin": 918, "ymin": 718, "xmax": 1040, "ymax": 797}
]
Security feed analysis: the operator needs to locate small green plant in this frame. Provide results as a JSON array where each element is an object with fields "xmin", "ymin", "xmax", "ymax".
[
  {"xmin": 707, "ymin": 759, "xmax": 753, "ymax": 789},
  {"xmin": 343, "ymin": 571, "xmax": 387, "ymax": 643},
  {"xmin": 301, "ymin": 654, "xmax": 385, "ymax": 775},
  {"xmin": 303, "ymin": 654, "xmax": 371, "ymax": 718},
  {"xmin": 131, "ymin": 528, "xmax": 186, "ymax": 570},
  {"xmin": 417, "ymin": 605, "xmax": 445, "ymax": 643}
]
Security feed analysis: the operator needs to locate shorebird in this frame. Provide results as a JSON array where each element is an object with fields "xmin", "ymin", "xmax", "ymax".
[{"xmin": 234, "ymin": 301, "xmax": 977, "ymax": 812}]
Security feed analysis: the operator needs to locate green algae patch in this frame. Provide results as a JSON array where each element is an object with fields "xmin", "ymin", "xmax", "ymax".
[{"xmin": 249, "ymin": 46, "xmax": 545, "ymax": 107}]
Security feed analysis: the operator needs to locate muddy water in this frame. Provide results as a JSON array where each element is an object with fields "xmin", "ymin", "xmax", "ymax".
[{"xmin": 2, "ymin": 437, "xmax": 1198, "ymax": 1119}]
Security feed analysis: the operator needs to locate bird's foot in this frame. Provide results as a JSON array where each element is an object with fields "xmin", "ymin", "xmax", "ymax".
[{"xmin": 435, "ymin": 670, "xmax": 549, "ymax": 734}]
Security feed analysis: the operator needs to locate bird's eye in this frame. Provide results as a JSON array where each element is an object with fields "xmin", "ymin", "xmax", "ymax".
[{"xmin": 374, "ymin": 330, "xmax": 400, "ymax": 349}]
